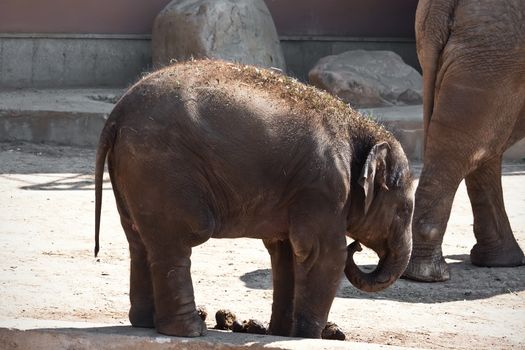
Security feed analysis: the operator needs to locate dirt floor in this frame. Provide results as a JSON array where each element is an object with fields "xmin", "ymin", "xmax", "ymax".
[{"xmin": 0, "ymin": 142, "xmax": 524, "ymax": 349}]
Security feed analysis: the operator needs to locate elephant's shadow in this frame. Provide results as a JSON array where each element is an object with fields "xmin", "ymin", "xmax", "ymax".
[{"xmin": 239, "ymin": 254, "xmax": 525, "ymax": 303}]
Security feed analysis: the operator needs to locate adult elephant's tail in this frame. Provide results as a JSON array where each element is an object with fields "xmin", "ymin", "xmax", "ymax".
[
  {"xmin": 415, "ymin": 0, "xmax": 457, "ymax": 152},
  {"xmin": 94, "ymin": 117, "xmax": 117, "ymax": 257}
]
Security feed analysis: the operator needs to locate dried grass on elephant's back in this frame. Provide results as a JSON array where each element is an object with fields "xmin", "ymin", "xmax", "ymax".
[{"xmin": 139, "ymin": 59, "xmax": 394, "ymax": 143}]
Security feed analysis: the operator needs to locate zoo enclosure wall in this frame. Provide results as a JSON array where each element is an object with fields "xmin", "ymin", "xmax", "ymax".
[{"xmin": 0, "ymin": 0, "xmax": 419, "ymax": 88}]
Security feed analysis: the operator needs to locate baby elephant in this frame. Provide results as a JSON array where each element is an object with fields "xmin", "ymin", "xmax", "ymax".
[{"xmin": 94, "ymin": 60, "xmax": 414, "ymax": 338}]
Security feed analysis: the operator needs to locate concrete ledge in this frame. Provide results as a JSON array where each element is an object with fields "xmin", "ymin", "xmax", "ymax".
[
  {"xmin": 0, "ymin": 110, "xmax": 107, "ymax": 146},
  {"xmin": 361, "ymin": 105, "xmax": 424, "ymax": 161},
  {"xmin": 0, "ymin": 88, "xmax": 523, "ymax": 161},
  {"xmin": 0, "ymin": 319, "xmax": 413, "ymax": 350},
  {"xmin": 0, "ymin": 88, "xmax": 117, "ymax": 147}
]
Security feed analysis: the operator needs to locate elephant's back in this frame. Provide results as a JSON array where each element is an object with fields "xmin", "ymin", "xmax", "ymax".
[
  {"xmin": 430, "ymin": 0, "xmax": 525, "ymax": 87},
  {"xmin": 105, "ymin": 60, "xmax": 395, "ymax": 178},
  {"xmin": 129, "ymin": 60, "xmax": 384, "ymax": 132},
  {"xmin": 447, "ymin": 0, "xmax": 525, "ymax": 62},
  {"xmin": 106, "ymin": 61, "xmax": 325, "ymax": 194}
]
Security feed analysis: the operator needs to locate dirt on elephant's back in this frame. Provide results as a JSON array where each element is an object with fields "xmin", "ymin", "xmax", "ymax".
[{"xmin": 140, "ymin": 59, "xmax": 394, "ymax": 143}]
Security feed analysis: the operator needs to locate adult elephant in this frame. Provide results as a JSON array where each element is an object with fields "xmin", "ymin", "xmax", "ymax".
[{"xmin": 403, "ymin": 0, "xmax": 525, "ymax": 282}]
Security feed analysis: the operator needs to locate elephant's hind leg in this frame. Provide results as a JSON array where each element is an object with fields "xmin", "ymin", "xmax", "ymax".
[
  {"xmin": 403, "ymin": 161, "xmax": 463, "ymax": 282},
  {"xmin": 140, "ymin": 217, "xmax": 210, "ymax": 337},
  {"xmin": 131, "ymin": 196, "xmax": 214, "ymax": 337},
  {"xmin": 264, "ymin": 238, "xmax": 295, "ymax": 336},
  {"xmin": 121, "ymin": 218, "xmax": 155, "ymax": 328},
  {"xmin": 148, "ymin": 245, "xmax": 206, "ymax": 337},
  {"xmin": 466, "ymin": 157, "xmax": 525, "ymax": 267},
  {"xmin": 112, "ymin": 176, "xmax": 154, "ymax": 328},
  {"xmin": 403, "ymin": 72, "xmax": 512, "ymax": 282}
]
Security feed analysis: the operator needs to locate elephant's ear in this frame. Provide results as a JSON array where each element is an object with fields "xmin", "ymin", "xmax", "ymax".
[{"xmin": 359, "ymin": 142, "xmax": 390, "ymax": 214}]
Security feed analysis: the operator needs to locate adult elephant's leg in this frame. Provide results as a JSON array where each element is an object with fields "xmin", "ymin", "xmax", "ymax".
[
  {"xmin": 403, "ymin": 76, "xmax": 478, "ymax": 282},
  {"xmin": 121, "ymin": 218, "xmax": 155, "ymax": 328},
  {"xmin": 405, "ymin": 76, "xmax": 524, "ymax": 282},
  {"xmin": 403, "ymin": 157, "xmax": 464, "ymax": 282},
  {"xmin": 263, "ymin": 238, "xmax": 295, "ymax": 336},
  {"xmin": 466, "ymin": 156, "xmax": 525, "ymax": 266},
  {"xmin": 288, "ymin": 199, "xmax": 347, "ymax": 338}
]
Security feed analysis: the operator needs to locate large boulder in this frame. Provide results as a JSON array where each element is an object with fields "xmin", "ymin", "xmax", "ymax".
[
  {"xmin": 308, "ymin": 50, "xmax": 422, "ymax": 108},
  {"xmin": 152, "ymin": 0, "xmax": 285, "ymax": 71}
]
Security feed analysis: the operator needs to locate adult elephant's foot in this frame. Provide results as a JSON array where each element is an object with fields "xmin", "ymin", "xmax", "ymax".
[
  {"xmin": 402, "ymin": 244, "xmax": 450, "ymax": 282},
  {"xmin": 129, "ymin": 302, "xmax": 155, "ymax": 328},
  {"xmin": 470, "ymin": 241, "xmax": 525, "ymax": 267},
  {"xmin": 156, "ymin": 311, "xmax": 207, "ymax": 337}
]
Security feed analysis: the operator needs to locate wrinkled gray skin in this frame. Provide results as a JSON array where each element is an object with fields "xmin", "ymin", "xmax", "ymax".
[
  {"xmin": 403, "ymin": 0, "xmax": 525, "ymax": 282},
  {"xmin": 95, "ymin": 60, "xmax": 414, "ymax": 338}
]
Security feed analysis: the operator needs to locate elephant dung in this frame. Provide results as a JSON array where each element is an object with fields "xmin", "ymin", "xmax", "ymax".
[
  {"xmin": 214, "ymin": 309, "xmax": 237, "ymax": 330},
  {"xmin": 197, "ymin": 305, "xmax": 208, "ymax": 321},
  {"xmin": 321, "ymin": 322, "xmax": 346, "ymax": 341},
  {"xmin": 231, "ymin": 319, "xmax": 267, "ymax": 335}
]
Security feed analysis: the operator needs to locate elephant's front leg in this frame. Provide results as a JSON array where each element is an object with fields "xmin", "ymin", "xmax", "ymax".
[
  {"xmin": 121, "ymin": 218, "xmax": 155, "ymax": 328},
  {"xmin": 264, "ymin": 238, "xmax": 295, "ymax": 336},
  {"xmin": 288, "ymin": 206, "xmax": 347, "ymax": 338},
  {"xmin": 466, "ymin": 157, "xmax": 525, "ymax": 267}
]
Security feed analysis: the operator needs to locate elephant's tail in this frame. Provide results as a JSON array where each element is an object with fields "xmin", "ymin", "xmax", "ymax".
[
  {"xmin": 415, "ymin": 0, "xmax": 457, "ymax": 152},
  {"xmin": 94, "ymin": 115, "xmax": 117, "ymax": 257}
]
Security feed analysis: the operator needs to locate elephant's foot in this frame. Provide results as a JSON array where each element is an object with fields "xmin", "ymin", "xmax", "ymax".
[
  {"xmin": 402, "ymin": 245, "xmax": 450, "ymax": 282},
  {"xmin": 470, "ymin": 241, "xmax": 525, "ymax": 267},
  {"xmin": 156, "ymin": 311, "xmax": 207, "ymax": 337},
  {"xmin": 268, "ymin": 309, "xmax": 293, "ymax": 337},
  {"xmin": 129, "ymin": 302, "xmax": 155, "ymax": 328},
  {"xmin": 291, "ymin": 315, "xmax": 323, "ymax": 339}
]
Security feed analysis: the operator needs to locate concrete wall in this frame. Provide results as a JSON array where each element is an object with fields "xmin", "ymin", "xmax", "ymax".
[
  {"xmin": 0, "ymin": 33, "xmax": 416, "ymax": 88},
  {"xmin": 0, "ymin": 1, "xmax": 418, "ymax": 88},
  {"xmin": 0, "ymin": 34, "xmax": 151, "ymax": 88}
]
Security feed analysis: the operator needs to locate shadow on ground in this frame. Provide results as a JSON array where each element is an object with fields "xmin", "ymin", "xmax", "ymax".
[
  {"xmin": 18, "ymin": 174, "xmax": 95, "ymax": 191},
  {"xmin": 19, "ymin": 174, "xmax": 110, "ymax": 191},
  {"xmin": 0, "ymin": 173, "xmax": 111, "ymax": 191},
  {"xmin": 240, "ymin": 254, "xmax": 525, "ymax": 303}
]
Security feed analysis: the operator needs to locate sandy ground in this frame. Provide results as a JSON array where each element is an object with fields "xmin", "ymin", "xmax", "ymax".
[{"xmin": 0, "ymin": 142, "xmax": 524, "ymax": 349}]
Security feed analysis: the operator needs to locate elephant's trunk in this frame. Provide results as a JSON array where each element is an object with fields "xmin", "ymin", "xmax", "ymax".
[{"xmin": 344, "ymin": 237, "xmax": 411, "ymax": 292}]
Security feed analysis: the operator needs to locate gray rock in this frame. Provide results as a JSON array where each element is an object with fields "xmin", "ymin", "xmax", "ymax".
[
  {"xmin": 308, "ymin": 50, "xmax": 422, "ymax": 108},
  {"xmin": 152, "ymin": 0, "xmax": 285, "ymax": 71}
]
